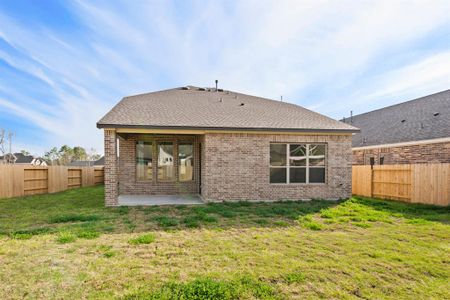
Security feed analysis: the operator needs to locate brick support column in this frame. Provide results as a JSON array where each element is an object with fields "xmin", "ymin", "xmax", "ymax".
[{"xmin": 104, "ymin": 129, "xmax": 118, "ymax": 206}]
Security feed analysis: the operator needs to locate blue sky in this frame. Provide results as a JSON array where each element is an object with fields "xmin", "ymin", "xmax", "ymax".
[{"xmin": 1, "ymin": 0, "xmax": 450, "ymax": 156}]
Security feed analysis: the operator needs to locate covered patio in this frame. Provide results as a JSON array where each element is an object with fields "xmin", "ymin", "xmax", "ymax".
[{"xmin": 103, "ymin": 131, "xmax": 204, "ymax": 206}]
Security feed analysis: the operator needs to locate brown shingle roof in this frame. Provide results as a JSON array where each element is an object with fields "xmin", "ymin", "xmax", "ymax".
[{"xmin": 97, "ymin": 86, "xmax": 358, "ymax": 133}]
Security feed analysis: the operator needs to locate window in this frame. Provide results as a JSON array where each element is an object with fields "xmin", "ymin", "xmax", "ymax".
[
  {"xmin": 179, "ymin": 143, "xmax": 194, "ymax": 181},
  {"xmin": 136, "ymin": 141, "xmax": 152, "ymax": 181},
  {"xmin": 269, "ymin": 143, "xmax": 326, "ymax": 184},
  {"xmin": 269, "ymin": 144, "xmax": 287, "ymax": 183},
  {"xmin": 158, "ymin": 142, "xmax": 175, "ymax": 181}
]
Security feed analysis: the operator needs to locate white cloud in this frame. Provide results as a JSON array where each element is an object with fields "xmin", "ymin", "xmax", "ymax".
[
  {"xmin": 0, "ymin": 0, "xmax": 449, "ymax": 155},
  {"xmin": 367, "ymin": 52, "xmax": 450, "ymax": 99}
]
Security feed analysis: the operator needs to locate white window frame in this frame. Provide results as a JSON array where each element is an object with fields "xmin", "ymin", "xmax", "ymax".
[{"xmin": 270, "ymin": 143, "xmax": 326, "ymax": 184}]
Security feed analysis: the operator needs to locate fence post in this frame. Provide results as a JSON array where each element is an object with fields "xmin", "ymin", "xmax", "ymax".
[{"xmin": 370, "ymin": 167, "xmax": 374, "ymax": 198}]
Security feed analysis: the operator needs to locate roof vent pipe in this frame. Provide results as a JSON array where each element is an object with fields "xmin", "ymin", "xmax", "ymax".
[
  {"xmin": 215, "ymin": 80, "xmax": 218, "ymax": 92},
  {"xmin": 350, "ymin": 111, "xmax": 353, "ymax": 123}
]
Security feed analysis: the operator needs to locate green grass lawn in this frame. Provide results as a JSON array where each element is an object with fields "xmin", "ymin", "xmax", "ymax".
[{"xmin": 0, "ymin": 186, "xmax": 449, "ymax": 299}]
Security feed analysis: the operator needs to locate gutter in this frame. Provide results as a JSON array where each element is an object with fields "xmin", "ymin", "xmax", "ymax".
[
  {"xmin": 96, "ymin": 123, "xmax": 360, "ymax": 134},
  {"xmin": 352, "ymin": 136, "xmax": 450, "ymax": 150}
]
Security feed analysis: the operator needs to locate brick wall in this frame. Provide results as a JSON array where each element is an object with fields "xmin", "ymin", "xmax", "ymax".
[
  {"xmin": 118, "ymin": 134, "xmax": 201, "ymax": 195},
  {"xmin": 353, "ymin": 141, "xmax": 450, "ymax": 165},
  {"xmin": 104, "ymin": 129, "xmax": 118, "ymax": 206},
  {"xmin": 201, "ymin": 133, "xmax": 352, "ymax": 201}
]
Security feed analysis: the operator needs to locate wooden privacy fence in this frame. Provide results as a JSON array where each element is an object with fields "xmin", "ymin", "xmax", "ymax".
[
  {"xmin": 352, "ymin": 164, "xmax": 450, "ymax": 206},
  {"xmin": 0, "ymin": 165, "xmax": 104, "ymax": 199}
]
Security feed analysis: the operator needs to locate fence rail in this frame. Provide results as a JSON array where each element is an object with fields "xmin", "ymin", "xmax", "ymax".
[
  {"xmin": 352, "ymin": 163, "xmax": 450, "ymax": 206},
  {"xmin": 0, "ymin": 165, "xmax": 104, "ymax": 199}
]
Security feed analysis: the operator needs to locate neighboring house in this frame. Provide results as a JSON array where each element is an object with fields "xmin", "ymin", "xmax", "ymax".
[
  {"xmin": 0, "ymin": 153, "xmax": 17, "ymax": 164},
  {"xmin": 0, "ymin": 152, "xmax": 47, "ymax": 166},
  {"xmin": 97, "ymin": 86, "xmax": 358, "ymax": 206},
  {"xmin": 68, "ymin": 160, "xmax": 96, "ymax": 167},
  {"xmin": 69, "ymin": 157, "xmax": 105, "ymax": 167},
  {"xmin": 342, "ymin": 90, "xmax": 450, "ymax": 165},
  {"xmin": 93, "ymin": 156, "xmax": 104, "ymax": 166}
]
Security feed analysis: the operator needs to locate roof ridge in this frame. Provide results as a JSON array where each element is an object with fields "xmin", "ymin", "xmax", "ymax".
[
  {"xmin": 350, "ymin": 89, "xmax": 450, "ymax": 118},
  {"xmin": 122, "ymin": 86, "xmax": 187, "ymax": 99}
]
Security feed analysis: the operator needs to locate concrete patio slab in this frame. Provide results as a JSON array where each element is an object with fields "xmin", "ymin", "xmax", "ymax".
[{"xmin": 118, "ymin": 194, "xmax": 204, "ymax": 206}]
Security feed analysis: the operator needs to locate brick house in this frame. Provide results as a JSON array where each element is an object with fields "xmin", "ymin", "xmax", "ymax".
[
  {"xmin": 97, "ymin": 86, "xmax": 358, "ymax": 206},
  {"xmin": 342, "ymin": 90, "xmax": 450, "ymax": 165}
]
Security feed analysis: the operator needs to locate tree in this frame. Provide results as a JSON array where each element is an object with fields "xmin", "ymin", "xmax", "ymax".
[
  {"xmin": 44, "ymin": 147, "xmax": 59, "ymax": 166},
  {"xmin": 87, "ymin": 147, "xmax": 101, "ymax": 161},
  {"xmin": 0, "ymin": 129, "xmax": 5, "ymax": 156},
  {"xmin": 43, "ymin": 145, "xmax": 99, "ymax": 165},
  {"xmin": 73, "ymin": 146, "xmax": 87, "ymax": 161},
  {"xmin": 58, "ymin": 145, "xmax": 74, "ymax": 165},
  {"xmin": 20, "ymin": 150, "xmax": 30, "ymax": 156},
  {"xmin": 0, "ymin": 129, "xmax": 14, "ymax": 164}
]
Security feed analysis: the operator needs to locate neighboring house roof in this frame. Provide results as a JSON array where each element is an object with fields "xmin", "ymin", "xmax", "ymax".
[
  {"xmin": 15, "ymin": 153, "xmax": 35, "ymax": 164},
  {"xmin": 343, "ymin": 89, "xmax": 450, "ymax": 147},
  {"xmin": 69, "ymin": 160, "xmax": 95, "ymax": 167},
  {"xmin": 0, "ymin": 153, "xmax": 47, "ymax": 165},
  {"xmin": 97, "ymin": 86, "xmax": 358, "ymax": 133},
  {"xmin": 0, "ymin": 153, "xmax": 17, "ymax": 163},
  {"xmin": 94, "ymin": 156, "xmax": 104, "ymax": 166},
  {"xmin": 69, "ymin": 157, "xmax": 104, "ymax": 167}
]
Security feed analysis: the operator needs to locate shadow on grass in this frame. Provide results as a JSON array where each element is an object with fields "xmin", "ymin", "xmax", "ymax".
[
  {"xmin": 133, "ymin": 199, "xmax": 342, "ymax": 231},
  {"xmin": 0, "ymin": 184, "xmax": 341, "ymax": 236},
  {"xmin": 353, "ymin": 196, "xmax": 450, "ymax": 225},
  {"xmin": 1, "ymin": 186, "xmax": 449, "ymax": 238}
]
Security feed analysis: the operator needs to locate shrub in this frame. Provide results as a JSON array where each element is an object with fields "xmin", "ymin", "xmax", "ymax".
[
  {"xmin": 128, "ymin": 233, "xmax": 156, "ymax": 245},
  {"xmin": 56, "ymin": 232, "xmax": 77, "ymax": 244},
  {"xmin": 50, "ymin": 214, "xmax": 100, "ymax": 223}
]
